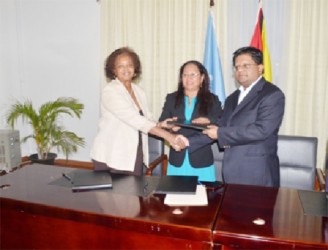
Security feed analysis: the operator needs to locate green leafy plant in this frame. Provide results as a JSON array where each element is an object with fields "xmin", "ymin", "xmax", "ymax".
[{"xmin": 6, "ymin": 97, "xmax": 85, "ymax": 160}]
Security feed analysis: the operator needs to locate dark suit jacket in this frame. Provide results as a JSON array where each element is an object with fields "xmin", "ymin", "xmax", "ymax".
[
  {"xmin": 189, "ymin": 77, "xmax": 285, "ymax": 187},
  {"xmin": 159, "ymin": 92, "xmax": 222, "ymax": 168}
]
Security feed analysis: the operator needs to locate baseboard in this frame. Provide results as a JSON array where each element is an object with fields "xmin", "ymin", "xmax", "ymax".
[
  {"xmin": 22, "ymin": 156, "xmax": 93, "ymax": 169},
  {"xmin": 54, "ymin": 159, "xmax": 93, "ymax": 169}
]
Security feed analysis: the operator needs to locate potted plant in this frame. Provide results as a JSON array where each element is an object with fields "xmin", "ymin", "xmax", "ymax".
[{"xmin": 6, "ymin": 97, "xmax": 85, "ymax": 164}]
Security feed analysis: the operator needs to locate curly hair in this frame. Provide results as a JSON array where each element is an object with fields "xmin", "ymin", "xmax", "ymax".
[
  {"xmin": 175, "ymin": 60, "xmax": 213, "ymax": 116},
  {"xmin": 104, "ymin": 47, "xmax": 142, "ymax": 81}
]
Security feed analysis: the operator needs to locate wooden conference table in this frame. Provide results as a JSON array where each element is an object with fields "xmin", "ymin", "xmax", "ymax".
[
  {"xmin": 1, "ymin": 164, "xmax": 327, "ymax": 249},
  {"xmin": 213, "ymin": 184, "xmax": 328, "ymax": 249},
  {"xmin": 0, "ymin": 164, "xmax": 222, "ymax": 249}
]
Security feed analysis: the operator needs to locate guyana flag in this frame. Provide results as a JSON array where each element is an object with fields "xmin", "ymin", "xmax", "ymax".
[{"xmin": 250, "ymin": 1, "xmax": 272, "ymax": 82}]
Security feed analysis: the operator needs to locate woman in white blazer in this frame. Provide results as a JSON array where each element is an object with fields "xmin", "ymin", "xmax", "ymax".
[{"xmin": 90, "ymin": 47, "xmax": 186, "ymax": 176}]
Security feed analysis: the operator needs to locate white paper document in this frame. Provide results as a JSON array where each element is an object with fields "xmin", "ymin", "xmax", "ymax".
[{"xmin": 164, "ymin": 185, "xmax": 208, "ymax": 206}]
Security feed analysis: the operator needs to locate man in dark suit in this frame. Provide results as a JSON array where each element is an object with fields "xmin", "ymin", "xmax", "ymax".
[{"xmin": 189, "ymin": 46, "xmax": 285, "ymax": 187}]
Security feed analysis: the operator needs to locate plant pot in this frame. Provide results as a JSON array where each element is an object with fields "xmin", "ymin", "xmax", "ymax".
[{"xmin": 29, "ymin": 153, "xmax": 57, "ymax": 165}]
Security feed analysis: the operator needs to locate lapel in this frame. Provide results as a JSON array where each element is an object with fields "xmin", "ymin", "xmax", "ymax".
[
  {"xmin": 114, "ymin": 79, "xmax": 141, "ymax": 112},
  {"xmin": 230, "ymin": 91, "xmax": 239, "ymax": 113},
  {"xmin": 175, "ymin": 95, "xmax": 197, "ymax": 121},
  {"xmin": 231, "ymin": 77, "xmax": 266, "ymax": 118}
]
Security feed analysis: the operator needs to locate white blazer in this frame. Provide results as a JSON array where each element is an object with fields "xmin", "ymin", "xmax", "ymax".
[{"xmin": 90, "ymin": 79, "xmax": 156, "ymax": 172}]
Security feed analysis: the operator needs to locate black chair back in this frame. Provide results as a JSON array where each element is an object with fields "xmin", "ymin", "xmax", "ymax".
[{"xmin": 277, "ymin": 135, "xmax": 318, "ymax": 191}]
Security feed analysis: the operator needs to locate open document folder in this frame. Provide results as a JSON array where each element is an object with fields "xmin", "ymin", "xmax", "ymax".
[{"xmin": 164, "ymin": 185, "xmax": 208, "ymax": 206}]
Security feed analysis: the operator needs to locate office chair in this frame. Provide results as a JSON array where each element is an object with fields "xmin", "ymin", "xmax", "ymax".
[
  {"xmin": 316, "ymin": 153, "xmax": 327, "ymax": 192},
  {"xmin": 316, "ymin": 168, "xmax": 326, "ymax": 192},
  {"xmin": 145, "ymin": 135, "xmax": 168, "ymax": 176},
  {"xmin": 277, "ymin": 135, "xmax": 318, "ymax": 191}
]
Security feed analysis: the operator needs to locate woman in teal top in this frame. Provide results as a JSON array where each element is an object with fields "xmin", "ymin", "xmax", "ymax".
[{"xmin": 158, "ymin": 60, "xmax": 222, "ymax": 182}]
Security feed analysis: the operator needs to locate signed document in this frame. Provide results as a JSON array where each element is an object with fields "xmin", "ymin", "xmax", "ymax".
[{"xmin": 164, "ymin": 185, "xmax": 208, "ymax": 206}]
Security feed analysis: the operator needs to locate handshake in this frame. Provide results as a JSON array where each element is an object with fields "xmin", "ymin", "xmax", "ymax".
[
  {"xmin": 170, "ymin": 134, "xmax": 189, "ymax": 151},
  {"xmin": 158, "ymin": 116, "xmax": 217, "ymax": 152}
]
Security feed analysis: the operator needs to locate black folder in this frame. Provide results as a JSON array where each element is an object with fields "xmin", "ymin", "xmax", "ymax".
[
  {"xmin": 155, "ymin": 175, "xmax": 198, "ymax": 194},
  {"xmin": 71, "ymin": 170, "xmax": 112, "ymax": 192},
  {"xmin": 167, "ymin": 120, "xmax": 211, "ymax": 131}
]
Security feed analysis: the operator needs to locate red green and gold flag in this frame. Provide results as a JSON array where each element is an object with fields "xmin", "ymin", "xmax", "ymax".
[{"xmin": 250, "ymin": 1, "xmax": 272, "ymax": 82}]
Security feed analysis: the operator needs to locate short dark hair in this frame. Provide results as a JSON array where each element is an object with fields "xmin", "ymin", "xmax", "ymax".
[
  {"xmin": 105, "ymin": 47, "xmax": 142, "ymax": 81},
  {"xmin": 232, "ymin": 46, "xmax": 263, "ymax": 66}
]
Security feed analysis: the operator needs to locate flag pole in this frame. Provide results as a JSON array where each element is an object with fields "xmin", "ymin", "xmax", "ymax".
[{"xmin": 204, "ymin": 0, "xmax": 226, "ymax": 105}]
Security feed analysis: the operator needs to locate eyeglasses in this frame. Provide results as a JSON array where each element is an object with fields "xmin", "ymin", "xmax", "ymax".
[
  {"xmin": 182, "ymin": 73, "xmax": 200, "ymax": 78},
  {"xmin": 233, "ymin": 63, "xmax": 257, "ymax": 71}
]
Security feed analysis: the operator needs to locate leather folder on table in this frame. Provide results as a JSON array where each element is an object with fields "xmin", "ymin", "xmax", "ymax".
[
  {"xmin": 155, "ymin": 175, "xmax": 198, "ymax": 194},
  {"xmin": 70, "ymin": 170, "xmax": 113, "ymax": 192}
]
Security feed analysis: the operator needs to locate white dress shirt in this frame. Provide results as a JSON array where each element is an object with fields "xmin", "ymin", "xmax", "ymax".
[{"xmin": 238, "ymin": 76, "xmax": 262, "ymax": 105}]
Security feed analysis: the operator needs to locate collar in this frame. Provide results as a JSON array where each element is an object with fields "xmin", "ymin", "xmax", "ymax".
[{"xmin": 238, "ymin": 76, "xmax": 262, "ymax": 93}]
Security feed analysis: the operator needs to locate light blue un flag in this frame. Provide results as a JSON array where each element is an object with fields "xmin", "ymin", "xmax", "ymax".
[{"xmin": 203, "ymin": 11, "xmax": 225, "ymax": 105}]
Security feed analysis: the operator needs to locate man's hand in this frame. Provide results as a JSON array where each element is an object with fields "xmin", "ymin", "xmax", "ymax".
[{"xmin": 202, "ymin": 125, "xmax": 219, "ymax": 139}]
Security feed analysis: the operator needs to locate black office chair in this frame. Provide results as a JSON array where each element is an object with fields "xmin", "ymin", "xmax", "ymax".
[
  {"xmin": 145, "ymin": 135, "xmax": 168, "ymax": 176},
  {"xmin": 277, "ymin": 135, "xmax": 318, "ymax": 191}
]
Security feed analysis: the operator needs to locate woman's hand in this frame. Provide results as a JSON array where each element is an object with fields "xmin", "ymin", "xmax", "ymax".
[
  {"xmin": 157, "ymin": 117, "xmax": 181, "ymax": 131},
  {"xmin": 192, "ymin": 117, "xmax": 210, "ymax": 125},
  {"xmin": 169, "ymin": 134, "xmax": 189, "ymax": 151}
]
